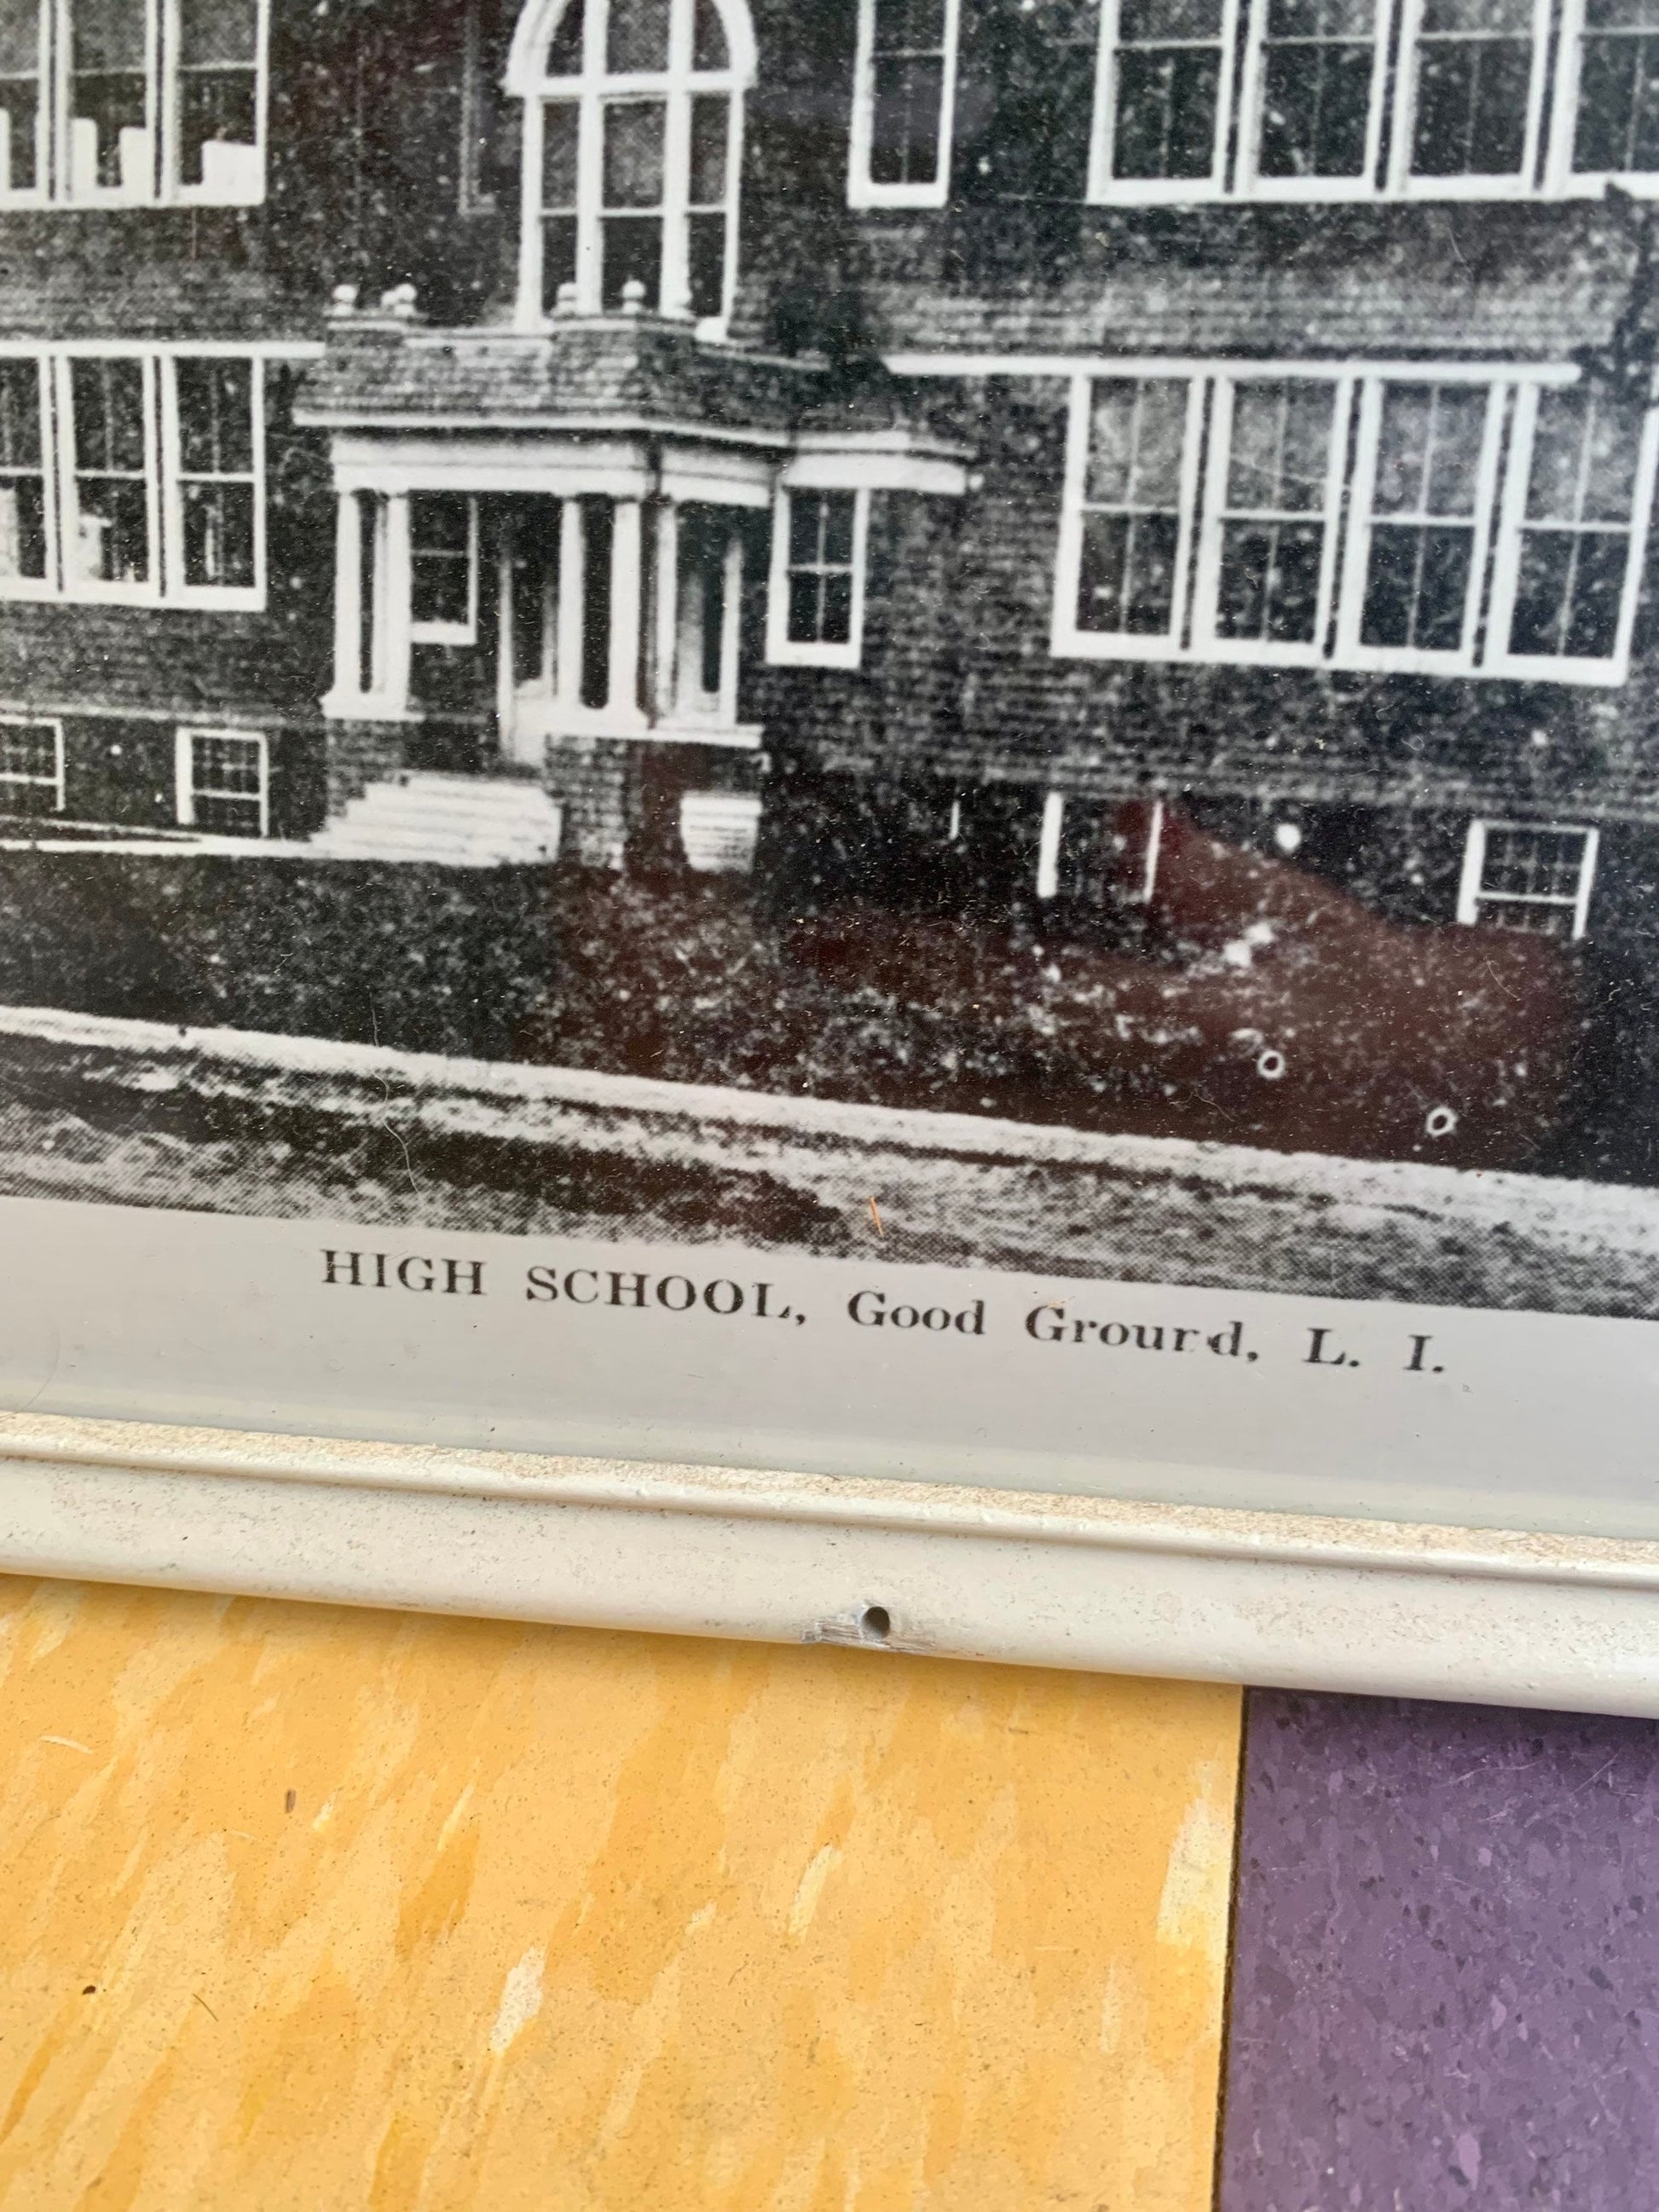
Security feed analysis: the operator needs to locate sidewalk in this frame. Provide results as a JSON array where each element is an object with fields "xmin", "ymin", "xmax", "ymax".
[{"xmin": 0, "ymin": 1003, "xmax": 1656, "ymax": 1315}]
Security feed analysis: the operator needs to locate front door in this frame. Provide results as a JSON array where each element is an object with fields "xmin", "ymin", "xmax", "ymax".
[
  {"xmin": 497, "ymin": 496, "xmax": 566, "ymax": 766},
  {"xmin": 495, "ymin": 494, "xmax": 752, "ymax": 759}
]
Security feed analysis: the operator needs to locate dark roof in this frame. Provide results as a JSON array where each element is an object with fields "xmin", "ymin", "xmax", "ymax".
[
  {"xmin": 298, "ymin": 315, "xmax": 827, "ymax": 436},
  {"xmin": 0, "ymin": 262, "xmax": 316, "ymax": 343},
  {"xmin": 862, "ymin": 268, "xmax": 1627, "ymax": 361}
]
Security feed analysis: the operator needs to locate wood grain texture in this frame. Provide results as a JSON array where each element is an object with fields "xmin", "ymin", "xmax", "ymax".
[{"xmin": 0, "ymin": 1578, "xmax": 1240, "ymax": 2211}]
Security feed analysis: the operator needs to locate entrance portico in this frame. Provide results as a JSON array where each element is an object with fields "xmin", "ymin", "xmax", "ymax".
[
  {"xmin": 296, "ymin": 296, "xmax": 968, "ymax": 865},
  {"xmin": 321, "ymin": 431, "xmax": 775, "ymax": 756}
]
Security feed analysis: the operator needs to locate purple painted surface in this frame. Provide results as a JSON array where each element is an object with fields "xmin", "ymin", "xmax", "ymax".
[{"xmin": 1221, "ymin": 1693, "xmax": 1659, "ymax": 2212}]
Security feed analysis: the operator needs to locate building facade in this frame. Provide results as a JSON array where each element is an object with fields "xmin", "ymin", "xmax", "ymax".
[{"xmin": 5, "ymin": 0, "xmax": 1659, "ymax": 965}]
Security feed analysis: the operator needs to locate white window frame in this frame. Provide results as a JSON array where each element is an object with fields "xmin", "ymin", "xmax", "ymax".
[
  {"xmin": 0, "ymin": 713, "xmax": 65, "ymax": 811},
  {"xmin": 0, "ymin": 354, "xmax": 57, "ymax": 601},
  {"xmin": 0, "ymin": 0, "xmax": 51, "ymax": 204},
  {"xmin": 511, "ymin": 0, "xmax": 751, "ymax": 332},
  {"xmin": 56, "ymin": 0, "xmax": 160, "ymax": 205},
  {"xmin": 408, "ymin": 491, "xmax": 481, "ymax": 647},
  {"xmin": 1388, "ymin": 0, "xmax": 1554, "ymax": 198},
  {"xmin": 1088, "ymin": 0, "xmax": 1244, "ymax": 204},
  {"xmin": 847, "ymin": 0, "xmax": 962, "ymax": 211},
  {"xmin": 161, "ymin": 351, "xmax": 265, "ymax": 611},
  {"xmin": 1080, "ymin": 0, "xmax": 1650, "ymax": 201},
  {"xmin": 1456, "ymin": 818, "xmax": 1599, "ymax": 939},
  {"xmin": 1190, "ymin": 369, "xmax": 1356, "ymax": 666},
  {"xmin": 1232, "ymin": 0, "xmax": 1390, "ymax": 200},
  {"xmin": 175, "ymin": 725, "xmax": 269, "ymax": 838},
  {"xmin": 55, "ymin": 349, "xmax": 161, "ymax": 605},
  {"xmin": 1546, "ymin": 0, "xmax": 1659, "ymax": 193},
  {"xmin": 1051, "ymin": 372, "xmax": 1205, "ymax": 661},
  {"xmin": 1484, "ymin": 381, "xmax": 1659, "ymax": 684},
  {"xmin": 9, "ymin": 0, "xmax": 269, "ymax": 207},
  {"xmin": 1336, "ymin": 369, "xmax": 1510, "ymax": 674},
  {"xmin": 164, "ymin": 0, "xmax": 268, "ymax": 205},
  {"xmin": 766, "ymin": 482, "xmax": 870, "ymax": 670},
  {"xmin": 0, "ymin": 344, "xmax": 265, "ymax": 609},
  {"xmin": 1050, "ymin": 358, "xmax": 1657, "ymax": 684}
]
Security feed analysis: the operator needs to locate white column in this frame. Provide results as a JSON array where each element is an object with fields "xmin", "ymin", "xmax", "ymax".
[
  {"xmin": 496, "ymin": 511, "xmax": 519, "ymax": 747},
  {"xmin": 324, "ymin": 487, "xmax": 363, "ymax": 716},
  {"xmin": 719, "ymin": 529, "xmax": 743, "ymax": 725},
  {"xmin": 652, "ymin": 500, "xmax": 679, "ymax": 723},
  {"xmin": 608, "ymin": 497, "xmax": 644, "ymax": 724},
  {"xmin": 1036, "ymin": 790, "xmax": 1064, "ymax": 901},
  {"xmin": 380, "ymin": 492, "xmax": 414, "ymax": 714},
  {"xmin": 556, "ymin": 497, "xmax": 586, "ymax": 711}
]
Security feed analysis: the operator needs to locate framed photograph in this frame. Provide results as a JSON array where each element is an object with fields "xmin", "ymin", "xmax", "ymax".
[{"xmin": 4, "ymin": 0, "xmax": 1659, "ymax": 1714}]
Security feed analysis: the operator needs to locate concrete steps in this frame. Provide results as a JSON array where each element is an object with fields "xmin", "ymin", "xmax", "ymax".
[{"xmin": 311, "ymin": 772, "xmax": 564, "ymax": 866}]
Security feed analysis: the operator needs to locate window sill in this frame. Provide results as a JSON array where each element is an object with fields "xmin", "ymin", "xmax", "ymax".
[
  {"xmin": 0, "ymin": 585, "xmax": 269, "ymax": 613},
  {"xmin": 1049, "ymin": 633, "xmax": 1632, "ymax": 689},
  {"xmin": 322, "ymin": 692, "xmax": 427, "ymax": 725},
  {"xmin": 766, "ymin": 644, "xmax": 863, "ymax": 672}
]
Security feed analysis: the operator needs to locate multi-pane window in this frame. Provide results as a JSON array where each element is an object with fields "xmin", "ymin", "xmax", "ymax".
[
  {"xmin": 1247, "ymin": 0, "xmax": 1383, "ymax": 184},
  {"xmin": 1085, "ymin": 0, "xmax": 1617, "ymax": 195},
  {"xmin": 518, "ymin": 0, "xmax": 745, "ymax": 324},
  {"xmin": 0, "ymin": 717, "xmax": 64, "ymax": 816},
  {"xmin": 788, "ymin": 492, "xmax": 856, "ymax": 640},
  {"xmin": 1356, "ymin": 383, "xmax": 1494, "ymax": 655},
  {"xmin": 686, "ymin": 89, "xmax": 730, "ymax": 312},
  {"xmin": 1072, "ymin": 378, "xmax": 1193, "ymax": 643},
  {"xmin": 1562, "ymin": 0, "xmax": 1659, "ymax": 180},
  {"xmin": 410, "ymin": 494, "xmax": 478, "ymax": 642},
  {"xmin": 767, "ymin": 487, "xmax": 868, "ymax": 667},
  {"xmin": 175, "ymin": 0, "xmax": 261, "ymax": 198},
  {"xmin": 1095, "ymin": 0, "xmax": 1233, "ymax": 191},
  {"xmin": 0, "ymin": 0, "xmax": 43, "ymax": 193},
  {"xmin": 176, "ymin": 729, "xmax": 268, "ymax": 838},
  {"xmin": 540, "ymin": 99, "xmax": 581, "ymax": 307},
  {"xmin": 1203, "ymin": 378, "xmax": 1345, "ymax": 653},
  {"xmin": 601, "ymin": 99, "xmax": 668, "ymax": 308},
  {"xmin": 1402, "ymin": 0, "xmax": 1541, "ymax": 184},
  {"xmin": 1458, "ymin": 822, "xmax": 1598, "ymax": 937},
  {"xmin": 0, "ymin": 356, "xmax": 47, "ymax": 585},
  {"xmin": 0, "ymin": 0, "xmax": 264, "ymax": 203},
  {"xmin": 849, "ymin": 0, "xmax": 962, "ymax": 205},
  {"xmin": 0, "ymin": 349, "xmax": 262, "ymax": 604},
  {"xmin": 68, "ymin": 0, "xmax": 148, "ymax": 195},
  {"xmin": 1054, "ymin": 364, "xmax": 1656, "ymax": 684},
  {"xmin": 171, "ymin": 357, "xmax": 257, "ymax": 593},
  {"xmin": 1495, "ymin": 386, "xmax": 1645, "ymax": 665},
  {"xmin": 67, "ymin": 355, "xmax": 152, "ymax": 589}
]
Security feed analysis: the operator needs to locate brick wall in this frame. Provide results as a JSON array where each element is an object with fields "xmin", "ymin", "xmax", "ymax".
[
  {"xmin": 753, "ymin": 380, "xmax": 1659, "ymax": 829},
  {"xmin": 8, "ymin": 0, "xmax": 1657, "ymax": 861}
]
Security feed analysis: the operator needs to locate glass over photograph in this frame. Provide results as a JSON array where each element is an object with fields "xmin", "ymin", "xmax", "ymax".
[{"xmin": 5, "ymin": 0, "xmax": 1659, "ymax": 1327}]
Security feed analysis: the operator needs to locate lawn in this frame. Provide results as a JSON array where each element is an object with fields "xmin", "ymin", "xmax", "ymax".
[{"xmin": 0, "ymin": 848, "xmax": 1639, "ymax": 1181}]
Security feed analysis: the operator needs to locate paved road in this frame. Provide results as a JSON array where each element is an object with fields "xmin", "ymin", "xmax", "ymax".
[{"xmin": 0, "ymin": 1004, "xmax": 1656, "ymax": 1316}]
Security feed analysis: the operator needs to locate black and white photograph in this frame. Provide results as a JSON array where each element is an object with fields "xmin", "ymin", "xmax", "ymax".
[{"xmin": 5, "ymin": 0, "xmax": 1659, "ymax": 1326}]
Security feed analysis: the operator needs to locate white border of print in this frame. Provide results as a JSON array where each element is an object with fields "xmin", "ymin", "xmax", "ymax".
[{"xmin": 6, "ymin": 1408, "xmax": 1659, "ymax": 1719}]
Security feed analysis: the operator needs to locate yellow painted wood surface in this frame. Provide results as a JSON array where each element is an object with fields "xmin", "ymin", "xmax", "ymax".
[{"xmin": 0, "ymin": 1578, "xmax": 1240, "ymax": 2210}]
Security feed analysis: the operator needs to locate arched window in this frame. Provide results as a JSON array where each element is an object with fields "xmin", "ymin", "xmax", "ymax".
[{"xmin": 511, "ymin": 0, "xmax": 752, "ymax": 328}]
